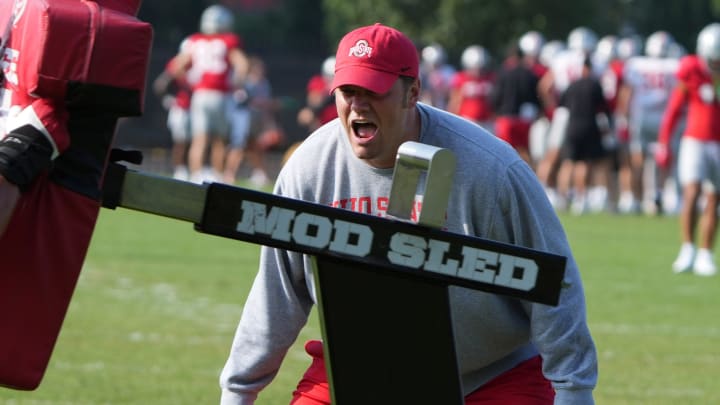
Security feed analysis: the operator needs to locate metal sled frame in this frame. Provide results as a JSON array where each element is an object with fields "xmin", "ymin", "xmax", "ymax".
[{"xmin": 102, "ymin": 142, "xmax": 567, "ymax": 404}]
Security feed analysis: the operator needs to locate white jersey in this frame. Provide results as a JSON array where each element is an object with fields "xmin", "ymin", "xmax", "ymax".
[
  {"xmin": 549, "ymin": 49, "xmax": 604, "ymax": 94},
  {"xmin": 623, "ymin": 56, "xmax": 679, "ymax": 117}
]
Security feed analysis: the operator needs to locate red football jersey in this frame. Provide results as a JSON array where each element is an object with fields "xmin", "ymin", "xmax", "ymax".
[
  {"xmin": 184, "ymin": 32, "xmax": 243, "ymax": 92},
  {"xmin": 451, "ymin": 71, "xmax": 495, "ymax": 121},
  {"xmin": 659, "ymin": 55, "xmax": 720, "ymax": 144}
]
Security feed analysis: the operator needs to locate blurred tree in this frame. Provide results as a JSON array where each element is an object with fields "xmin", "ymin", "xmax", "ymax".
[
  {"xmin": 320, "ymin": 0, "xmax": 720, "ymax": 64},
  {"xmin": 321, "ymin": 0, "xmax": 621, "ymax": 64},
  {"xmin": 617, "ymin": 0, "xmax": 717, "ymax": 50},
  {"xmin": 137, "ymin": 1, "xmax": 209, "ymax": 47}
]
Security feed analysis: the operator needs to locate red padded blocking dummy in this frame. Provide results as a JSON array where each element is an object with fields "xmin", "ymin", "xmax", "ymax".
[{"xmin": 0, "ymin": 0, "xmax": 152, "ymax": 390}]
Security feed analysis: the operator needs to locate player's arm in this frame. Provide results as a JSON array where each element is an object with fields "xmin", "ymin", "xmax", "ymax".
[
  {"xmin": 613, "ymin": 83, "xmax": 632, "ymax": 139},
  {"xmin": 537, "ymin": 70, "xmax": 557, "ymax": 115},
  {"xmin": 658, "ymin": 82, "xmax": 688, "ymax": 146},
  {"xmin": 445, "ymin": 86, "xmax": 461, "ymax": 115},
  {"xmin": 228, "ymin": 47, "xmax": 250, "ymax": 87},
  {"xmin": 168, "ymin": 52, "xmax": 192, "ymax": 79},
  {"xmin": 152, "ymin": 70, "xmax": 174, "ymax": 98},
  {"xmin": 614, "ymin": 83, "xmax": 632, "ymax": 117}
]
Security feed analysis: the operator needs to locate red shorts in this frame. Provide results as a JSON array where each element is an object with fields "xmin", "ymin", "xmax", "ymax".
[
  {"xmin": 290, "ymin": 340, "xmax": 554, "ymax": 405},
  {"xmin": 494, "ymin": 117, "xmax": 532, "ymax": 151}
]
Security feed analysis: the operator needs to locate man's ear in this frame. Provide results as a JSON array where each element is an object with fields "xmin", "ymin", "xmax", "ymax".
[{"xmin": 404, "ymin": 78, "xmax": 421, "ymax": 108}]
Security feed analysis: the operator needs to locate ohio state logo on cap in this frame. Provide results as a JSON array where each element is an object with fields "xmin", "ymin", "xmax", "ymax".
[
  {"xmin": 348, "ymin": 40, "xmax": 372, "ymax": 58},
  {"xmin": 331, "ymin": 23, "xmax": 419, "ymax": 95}
]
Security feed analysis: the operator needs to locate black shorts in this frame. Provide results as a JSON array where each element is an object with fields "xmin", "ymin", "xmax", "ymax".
[{"xmin": 562, "ymin": 131, "xmax": 607, "ymax": 162}]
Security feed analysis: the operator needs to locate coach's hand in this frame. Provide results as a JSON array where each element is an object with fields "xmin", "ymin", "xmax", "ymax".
[
  {"xmin": 0, "ymin": 125, "xmax": 54, "ymax": 190},
  {"xmin": 0, "ymin": 175, "xmax": 20, "ymax": 237}
]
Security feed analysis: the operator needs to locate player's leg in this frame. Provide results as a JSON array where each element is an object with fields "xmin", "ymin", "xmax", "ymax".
[
  {"xmin": 570, "ymin": 160, "xmax": 590, "ymax": 215},
  {"xmin": 616, "ymin": 130, "xmax": 635, "ymax": 213},
  {"xmin": 528, "ymin": 116, "xmax": 551, "ymax": 169},
  {"xmin": 554, "ymin": 157, "xmax": 574, "ymax": 211},
  {"xmin": 224, "ymin": 106, "xmax": 251, "ymax": 184},
  {"xmin": 189, "ymin": 91, "xmax": 211, "ymax": 183},
  {"xmin": 246, "ymin": 114, "xmax": 272, "ymax": 187},
  {"xmin": 673, "ymin": 137, "xmax": 704, "ymax": 272},
  {"xmin": 209, "ymin": 135, "xmax": 227, "ymax": 181},
  {"xmin": 536, "ymin": 107, "xmax": 568, "ymax": 206},
  {"xmin": 693, "ymin": 141, "xmax": 720, "ymax": 276},
  {"xmin": 513, "ymin": 119, "xmax": 533, "ymax": 168},
  {"xmin": 625, "ymin": 114, "xmax": 646, "ymax": 213},
  {"xmin": 694, "ymin": 190, "xmax": 718, "ymax": 276},
  {"xmin": 168, "ymin": 105, "xmax": 191, "ymax": 180},
  {"xmin": 209, "ymin": 94, "xmax": 233, "ymax": 182}
]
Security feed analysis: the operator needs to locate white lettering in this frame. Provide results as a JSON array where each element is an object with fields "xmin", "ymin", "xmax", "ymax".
[
  {"xmin": 1, "ymin": 48, "xmax": 19, "ymax": 86},
  {"xmin": 458, "ymin": 246, "xmax": 498, "ymax": 283},
  {"xmin": 495, "ymin": 255, "xmax": 538, "ymax": 291},
  {"xmin": 423, "ymin": 239, "xmax": 459, "ymax": 276},
  {"xmin": 329, "ymin": 220, "xmax": 373, "ymax": 257},
  {"xmin": 387, "ymin": 233, "xmax": 426, "ymax": 267},
  {"xmin": 234, "ymin": 202, "xmax": 539, "ymax": 292},
  {"xmin": 236, "ymin": 200, "xmax": 294, "ymax": 241},
  {"xmin": 235, "ymin": 201, "xmax": 372, "ymax": 258},
  {"xmin": 293, "ymin": 213, "xmax": 332, "ymax": 248}
]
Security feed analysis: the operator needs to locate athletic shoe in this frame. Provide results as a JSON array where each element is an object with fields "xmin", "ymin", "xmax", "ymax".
[
  {"xmin": 672, "ymin": 243, "xmax": 695, "ymax": 274},
  {"xmin": 173, "ymin": 166, "xmax": 189, "ymax": 181},
  {"xmin": 250, "ymin": 169, "xmax": 271, "ymax": 187},
  {"xmin": 545, "ymin": 188, "xmax": 567, "ymax": 211},
  {"xmin": 570, "ymin": 196, "xmax": 589, "ymax": 216},
  {"xmin": 693, "ymin": 248, "xmax": 717, "ymax": 276},
  {"xmin": 588, "ymin": 186, "xmax": 608, "ymax": 213},
  {"xmin": 653, "ymin": 194, "xmax": 664, "ymax": 216},
  {"xmin": 189, "ymin": 171, "xmax": 205, "ymax": 184}
]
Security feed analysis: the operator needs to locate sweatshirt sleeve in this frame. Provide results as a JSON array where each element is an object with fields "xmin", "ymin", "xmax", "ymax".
[
  {"xmin": 219, "ymin": 243, "xmax": 315, "ymax": 404},
  {"xmin": 494, "ymin": 161, "xmax": 598, "ymax": 405}
]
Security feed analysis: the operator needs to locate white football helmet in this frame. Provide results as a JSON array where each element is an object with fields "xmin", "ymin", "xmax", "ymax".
[
  {"xmin": 200, "ymin": 5, "xmax": 234, "ymax": 34},
  {"xmin": 322, "ymin": 56, "xmax": 336, "ymax": 79},
  {"xmin": 421, "ymin": 43, "xmax": 447, "ymax": 68},
  {"xmin": 539, "ymin": 40, "xmax": 566, "ymax": 67},
  {"xmin": 519, "ymin": 30, "xmax": 545, "ymax": 58},
  {"xmin": 594, "ymin": 35, "xmax": 618, "ymax": 65},
  {"xmin": 617, "ymin": 35, "xmax": 643, "ymax": 60},
  {"xmin": 645, "ymin": 30, "xmax": 674, "ymax": 58},
  {"xmin": 697, "ymin": 22, "xmax": 720, "ymax": 72},
  {"xmin": 461, "ymin": 45, "xmax": 490, "ymax": 70},
  {"xmin": 567, "ymin": 26, "xmax": 598, "ymax": 53}
]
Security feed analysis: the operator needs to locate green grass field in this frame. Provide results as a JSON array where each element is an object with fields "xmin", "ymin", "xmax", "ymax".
[{"xmin": 0, "ymin": 206, "xmax": 718, "ymax": 404}]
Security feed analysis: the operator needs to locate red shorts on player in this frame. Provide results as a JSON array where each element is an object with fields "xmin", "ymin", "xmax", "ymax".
[
  {"xmin": 290, "ymin": 340, "xmax": 554, "ymax": 405},
  {"xmin": 494, "ymin": 116, "xmax": 532, "ymax": 152}
]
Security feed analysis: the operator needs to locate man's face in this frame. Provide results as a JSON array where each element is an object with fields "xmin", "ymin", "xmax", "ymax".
[{"xmin": 335, "ymin": 78, "xmax": 420, "ymax": 168}]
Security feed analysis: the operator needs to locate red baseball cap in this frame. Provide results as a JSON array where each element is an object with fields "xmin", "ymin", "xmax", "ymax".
[{"xmin": 331, "ymin": 23, "xmax": 419, "ymax": 95}]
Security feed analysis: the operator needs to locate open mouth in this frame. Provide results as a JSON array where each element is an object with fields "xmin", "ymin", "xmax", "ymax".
[{"xmin": 351, "ymin": 121, "xmax": 378, "ymax": 140}]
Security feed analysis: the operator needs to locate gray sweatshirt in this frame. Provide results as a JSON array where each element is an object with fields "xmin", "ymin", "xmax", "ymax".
[{"xmin": 220, "ymin": 103, "xmax": 597, "ymax": 404}]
